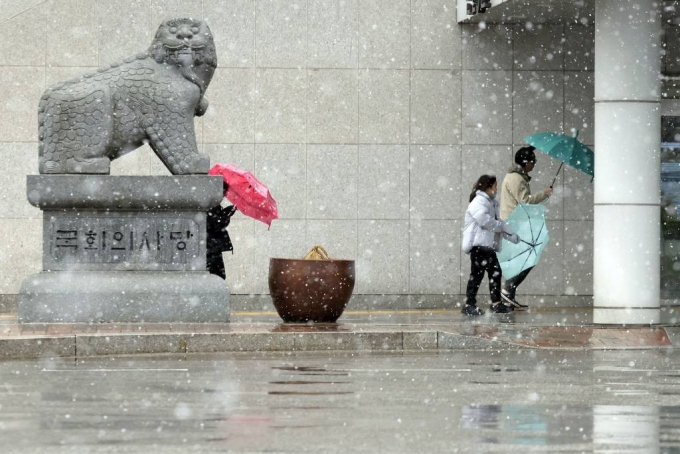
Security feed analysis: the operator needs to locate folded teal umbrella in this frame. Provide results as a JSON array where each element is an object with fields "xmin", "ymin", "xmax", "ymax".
[
  {"xmin": 524, "ymin": 130, "xmax": 594, "ymax": 186},
  {"xmin": 497, "ymin": 204, "xmax": 549, "ymax": 280}
]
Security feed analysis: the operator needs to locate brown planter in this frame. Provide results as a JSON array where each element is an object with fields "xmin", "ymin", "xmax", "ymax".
[{"xmin": 268, "ymin": 258, "xmax": 355, "ymax": 323}]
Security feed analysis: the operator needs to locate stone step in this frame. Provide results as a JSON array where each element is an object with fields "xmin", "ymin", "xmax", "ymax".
[{"xmin": 0, "ymin": 309, "xmax": 678, "ymax": 360}]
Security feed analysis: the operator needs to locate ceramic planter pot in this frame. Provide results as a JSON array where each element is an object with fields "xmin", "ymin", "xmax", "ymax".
[{"xmin": 268, "ymin": 258, "xmax": 355, "ymax": 323}]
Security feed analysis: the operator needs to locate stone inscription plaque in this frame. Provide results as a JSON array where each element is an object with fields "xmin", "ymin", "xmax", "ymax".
[{"xmin": 45, "ymin": 216, "xmax": 204, "ymax": 271}]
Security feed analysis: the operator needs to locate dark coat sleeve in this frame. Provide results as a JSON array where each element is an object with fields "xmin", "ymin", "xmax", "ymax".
[{"xmin": 206, "ymin": 205, "xmax": 235, "ymax": 253}]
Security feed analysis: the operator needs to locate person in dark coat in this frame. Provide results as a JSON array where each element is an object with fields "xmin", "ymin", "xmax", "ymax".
[{"xmin": 206, "ymin": 182, "xmax": 237, "ymax": 280}]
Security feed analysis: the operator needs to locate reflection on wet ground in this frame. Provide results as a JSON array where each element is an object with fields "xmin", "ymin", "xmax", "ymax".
[{"xmin": 2, "ymin": 350, "xmax": 680, "ymax": 453}]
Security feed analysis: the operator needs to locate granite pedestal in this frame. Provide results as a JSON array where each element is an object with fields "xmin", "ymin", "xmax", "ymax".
[{"xmin": 18, "ymin": 175, "xmax": 230, "ymax": 323}]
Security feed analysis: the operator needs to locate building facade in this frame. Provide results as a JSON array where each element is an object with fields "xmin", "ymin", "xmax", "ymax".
[{"xmin": 0, "ymin": 0, "xmax": 653, "ymax": 311}]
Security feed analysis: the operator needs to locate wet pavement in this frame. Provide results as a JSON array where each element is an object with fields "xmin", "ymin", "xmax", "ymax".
[{"xmin": 1, "ymin": 350, "xmax": 680, "ymax": 453}]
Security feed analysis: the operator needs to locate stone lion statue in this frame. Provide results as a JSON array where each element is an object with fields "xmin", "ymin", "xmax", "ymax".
[{"xmin": 38, "ymin": 18, "xmax": 217, "ymax": 175}]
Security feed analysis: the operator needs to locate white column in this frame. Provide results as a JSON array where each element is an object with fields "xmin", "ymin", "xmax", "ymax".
[
  {"xmin": 594, "ymin": 0, "xmax": 661, "ymax": 324},
  {"xmin": 457, "ymin": 0, "xmax": 468, "ymax": 22}
]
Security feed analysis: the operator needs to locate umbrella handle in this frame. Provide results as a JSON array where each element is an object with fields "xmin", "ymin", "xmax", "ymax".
[{"xmin": 550, "ymin": 162, "xmax": 564, "ymax": 188}]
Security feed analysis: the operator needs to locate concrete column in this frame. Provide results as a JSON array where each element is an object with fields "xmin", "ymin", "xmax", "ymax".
[{"xmin": 594, "ymin": 0, "xmax": 661, "ymax": 324}]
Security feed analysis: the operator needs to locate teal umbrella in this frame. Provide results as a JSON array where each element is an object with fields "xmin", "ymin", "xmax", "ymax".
[
  {"xmin": 497, "ymin": 204, "xmax": 549, "ymax": 280},
  {"xmin": 524, "ymin": 130, "xmax": 594, "ymax": 186}
]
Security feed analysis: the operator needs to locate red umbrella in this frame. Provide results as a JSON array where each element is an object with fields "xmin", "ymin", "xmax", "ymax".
[{"xmin": 208, "ymin": 163, "xmax": 279, "ymax": 228}]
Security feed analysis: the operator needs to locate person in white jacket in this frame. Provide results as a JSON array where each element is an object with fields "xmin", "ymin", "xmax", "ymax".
[{"xmin": 462, "ymin": 175, "xmax": 520, "ymax": 316}]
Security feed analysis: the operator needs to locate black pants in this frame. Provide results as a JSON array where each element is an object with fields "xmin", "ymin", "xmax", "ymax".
[
  {"xmin": 207, "ymin": 251, "xmax": 226, "ymax": 280},
  {"xmin": 502, "ymin": 266, "xmax": 534, "ymax": 299},
  {"xmin": 466, "ymin": 246, "xmax": 502, "ymax": 306}
]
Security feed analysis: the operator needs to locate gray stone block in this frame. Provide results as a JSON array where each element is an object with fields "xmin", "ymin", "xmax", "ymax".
[
  {"xmin": 409, "ymin": 145, "xmax": 461, "ymax": 220},
  {"xmin": 19, "ymin": 271, "xmax": 230, "ymax": 323},
  {"xmin": 358, "ymin": 70, "xmax": 410, "ymax": 144},
  {"xmin": 358, "ymin": 145, "xmax": 410, "ymax": 219},
  {"xmin": 0, "ymin": 336, "xmax": 75, "ymax": 360},
  {"xmin": 512, "ymin": 71, "xmax": 564, "ymax": 145},
  {"xmin": 76, "ymin": 333, "xmax": 188, "ymax": 356},
  {"xmin": 462, "ymin": 24, "xmax": 513, "ymax": 70},
  {"xmin": 230, "ymin": 294, "xmax": 275, "ymax": 312},
  {"xmin": 0, "ymin": 3, "xmax": 45, "ymax": 66},
  {"xmin": 462, "ymin": 71, "xmax": 513, "ymax": 145},
  {"xmin": 293, "ymin": 332, "xmax": 403, "ymax": 351},
  {"xmin": 0, "ymin": 138, "xmax": 40, "ymax": 221},
  {"xmin": 513, "ymin": 23, "xmax": 564, "ymax": 71},
  {"xmin": 203, "ymin": 68, "xmax": 256, "ymax": 143},
  {"xmin": 46, "ymin": 0, "xmax": 98, "ymax": 67},
  {"xmin": 410, "ymin": 220, "xmax": 461, "ymax": 295},
  {"xmin": 27, "ymin": 175, "xmax": 223, "ymax": 211},
  {"xmin": 255, "ymin": 0, "xmax": 307, "ymax": 67},
  {"xmin": 410, "ymin": 71, "xmax": 462, "ymax": 144},
  {"xmin": 564, "ymin": 71, "xmax": 595, "ymax": 146},
  {"xmin": 27, "ymin": 176, "xmax": 224, "ymax": 277},
  {"xmin": 307, "ymin": 70, "xmax": 359, "ymax": 143},
  {"xmin": 0, "ymin": 66, "xmax": 44, "ymax": 143},
  {"xmin": 411, "ymin": 0, "xmax": 460, "ymax": 70},
  {"xmin": 308, "ymin": 0, "xmax": 358, "ymax": 68},
  {"xmin": 356, "ymin": 220, "xmax": 409, "ymax": 294},
  {"xmin": 564, "ymin": 221, "xmax": 594, "ymax": 296},
  {"xmin": 42, "ymin": 211, "xmax": 206, "ymax": 272},
  {"xmin": 0, "ymin": 218, "xmax": 42, "ymax": 294},
  {"xmin": 437, "ymin": 332, "xmax": 517, "ymax": 350},
  {"xmin": 306, "ymin": 145, "xmax": 358, "ymax": 220},
  {"xmin": 255, "ymin": 69, "xmax": 306, "ymax": 143},
  {"xmin": 254, "ymin": 144, "xmax": 306, "ymax": 219},
  {"xmin": 403, "ymin": 331, "xmax": 438, "ymax": 350},
  {"xmin": 358, "ymin": 0, "xmax": 410, "ymax": 69},
  {"xmin": 187, "ymin": 333, "xmax": 295, "ymax": 352}
]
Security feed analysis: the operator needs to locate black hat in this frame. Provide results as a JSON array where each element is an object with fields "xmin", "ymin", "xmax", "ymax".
[{"xmin": 515, "ymin": 146, "xmax": 536, "ymax": 167}]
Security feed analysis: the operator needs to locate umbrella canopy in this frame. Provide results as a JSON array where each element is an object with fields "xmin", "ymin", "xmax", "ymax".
[
  {"xmin": 208, "ymin": 163, "xmax": 278, "ymax": 228},
  {"xmin": 524, "ymin": 130, "xmax": 594, "ymax": 178},
  {"xmin": 497, "ymin": 204, "xmax": 550, "ymax": 280}
]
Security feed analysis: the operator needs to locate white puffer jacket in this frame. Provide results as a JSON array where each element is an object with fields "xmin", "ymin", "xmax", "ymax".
[{"xmin": 462, "ymin": 191, "xmax": 517, "ymax": 254}]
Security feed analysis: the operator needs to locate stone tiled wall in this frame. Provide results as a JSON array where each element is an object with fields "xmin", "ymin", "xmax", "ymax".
[{"xmin": 0, "ymin": 0, "xmax": 595, "ymax": 302}]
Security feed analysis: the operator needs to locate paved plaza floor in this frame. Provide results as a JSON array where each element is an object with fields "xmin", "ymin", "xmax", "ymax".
[
  {"xmin": 1, "ymin": 349, "xmax": 680, "ymax": 453},
  {"xmin": 2, "ymin": 308, "xmax": 680, "ymax": 452}
]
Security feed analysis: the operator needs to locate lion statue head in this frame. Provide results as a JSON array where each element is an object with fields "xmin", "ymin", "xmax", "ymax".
[{"xmin": 148, "ymin": 18, "xmax": 217, "ymax": 94}]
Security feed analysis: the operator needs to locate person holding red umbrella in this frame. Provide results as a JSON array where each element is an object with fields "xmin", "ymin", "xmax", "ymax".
[
  {"xmin": 206, "ymin": 163, "xmax": 279, "ymax": 279},
  {"xmin": 208, "ymin": 163, "xmax": 279, "ymax": 227},
  {"xmin": 206, "ymin": 181, "xmax": 237, "ymax": 280}
]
